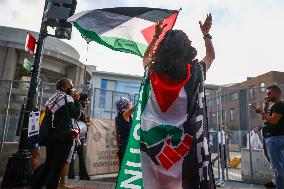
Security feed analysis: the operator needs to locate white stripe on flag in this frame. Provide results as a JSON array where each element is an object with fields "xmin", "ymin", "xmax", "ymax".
[
  {"xmin": 101, "ymin": 17, "xmax": 154, "ymax": 44},
  {"xmin": 141, "ymin": 87, "xmax": 188, "ymax": 131},
  {"xmin": 141, "ymin": 152, "xmax": 183, "ymax": 189}
]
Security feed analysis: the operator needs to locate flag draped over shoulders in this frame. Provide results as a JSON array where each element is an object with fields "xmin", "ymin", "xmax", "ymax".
[{"xmin": 116, "ymin": 62, "xmax": 215, "ymax": 189}]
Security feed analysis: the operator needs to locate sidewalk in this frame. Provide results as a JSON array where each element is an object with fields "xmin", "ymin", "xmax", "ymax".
[
  {"xmin": 0, "ymin": 177, "xmax": 267, "ymax": 189},
  {"xmin": 66, "ymin": 179, "xmax": 266, "ymax": 189},
  {"xmin": 216, "ymin": 180, "xmax": 266, "ymax": 189}
]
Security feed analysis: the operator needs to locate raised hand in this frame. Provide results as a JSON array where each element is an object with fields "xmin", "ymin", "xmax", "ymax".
[
  {"xmin": 255, "ymin": 106, "xmax": 263, "ymax": 114},
  {"xmin": 155, "ymin": 21, "xmax": 167, "ymax": 38},
  {"xmin": 199, "ymin": 13, "xmax": 212, "ymax": 36}
]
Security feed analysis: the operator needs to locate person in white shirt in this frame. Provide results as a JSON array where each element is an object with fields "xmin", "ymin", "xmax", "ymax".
[{"xmin": 218, "ymin": 127, "xmax": 227, "ymax": 167}]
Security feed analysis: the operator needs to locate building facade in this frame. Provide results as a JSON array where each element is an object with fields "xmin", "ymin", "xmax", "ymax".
[
  {"xmin": 89, "ymin": 65, "xmax": 142, "ymax": 119},
  {"xmin": 0, "ymin": 26, "xmax": 92, "ymax": 115},
  {"xmin": 206, "ymin": 71, "xmax": 284, "ymax": 135},
  {"xmin": 0, "ymin": 26, "xmax": 91, "ymax": 83}
]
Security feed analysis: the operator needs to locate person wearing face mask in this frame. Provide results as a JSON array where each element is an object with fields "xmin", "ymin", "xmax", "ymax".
[
  {"xmin": 31, "ymin": 78, "xmax": 81, "ymax": 189},
  {"xmin": 67, "ymin": 93, "xmax": 91, "ymax": 181}
]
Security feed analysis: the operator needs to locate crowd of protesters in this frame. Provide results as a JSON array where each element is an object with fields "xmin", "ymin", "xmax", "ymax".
[{"xmin": 30, "ymin": 78, "xmax": 91, "ymax": 189}]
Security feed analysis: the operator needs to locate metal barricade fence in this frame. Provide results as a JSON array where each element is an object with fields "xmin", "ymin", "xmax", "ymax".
[
  {"xmin": 207, "ymin": 85, "xmax": 284, "ymax": 184},
  {"xmin": 0, "ymin": 79, "xmax": 283, "ymax": 183}
]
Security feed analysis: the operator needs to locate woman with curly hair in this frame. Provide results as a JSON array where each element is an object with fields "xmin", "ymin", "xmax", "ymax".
[{"xmin": 138, "ymin": 14, "xmax": 216, "ymax": 189}]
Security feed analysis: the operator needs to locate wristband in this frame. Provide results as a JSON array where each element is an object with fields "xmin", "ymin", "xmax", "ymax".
[
  {"xmin": 203, "ymin": 33, "xmax": 212, "ymax": 40},
  {"xmin": 153, "ymin": 35, "xmax": 159, "ymax": 39}
]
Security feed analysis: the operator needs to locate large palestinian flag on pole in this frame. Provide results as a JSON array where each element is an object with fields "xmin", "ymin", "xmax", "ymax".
[
  {"xmin": 116, "ymin": 62, "xmax": 215, "ymax": 189},
  {"xmin": 68, "ymin": 7, "xmax": 179, "ymax": 57}
]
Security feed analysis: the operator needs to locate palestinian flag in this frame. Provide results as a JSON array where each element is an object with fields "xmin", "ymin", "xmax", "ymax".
[
  {"xmin": 116, "ymin": 62, "xmax": 215, "ymax": 189},
  {"xmin": 68, "ymin": 7, "xmax": 179, "ymax": 57}
]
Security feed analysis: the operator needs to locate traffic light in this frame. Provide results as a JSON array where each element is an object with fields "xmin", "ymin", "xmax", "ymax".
[
  {"xmin": 43, "ymin": 0, "xmax": 77, "ymax": 28},
  {"xmin": 55, "ymin": 27, "xmax": 72, "ymax": 39}
]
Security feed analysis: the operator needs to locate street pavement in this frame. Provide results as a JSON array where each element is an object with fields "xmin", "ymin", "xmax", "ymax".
[
  {"xmin": 66, "ymin": 179, "xmax": 266, "ymax": 189},
  {"xmin": 0, "ymin": 177, "xmax": 267, "ymax": 189}
]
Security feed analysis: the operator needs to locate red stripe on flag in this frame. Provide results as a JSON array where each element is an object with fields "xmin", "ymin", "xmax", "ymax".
[
  {"xmin": 141, "ymin": 11, "xmax": 179, "ymax": 47},
  {"xmin": 163, "ymin": 145, "xmax": 181, "ymax": 163},
  {"xmin": 157, "ymin": 153, "xmax": 173, "ymax": 170},
  {"xmin": 183, "ymin": 134, "xmax": 193, "ymax": 147},
  {"xmin": 150, "ymin": 64, "xmax": 191, "ymax": 112},
  {"xmin": 174, "ymin": 143, "xmax": 189, "ymax": 157}
]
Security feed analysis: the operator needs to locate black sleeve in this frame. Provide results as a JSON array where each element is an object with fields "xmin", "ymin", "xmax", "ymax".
[
  {"xmin": 198, "ymin": 61, "xmax": 206, "ymax": 81},
  {"xmin": 273, "ymin": 102, "xmax": 284, "ymax": 115},
  {"xmin": 66, "ymin": 101, "xmax": 81, "ymax": 120},
  {"xmin": 79, "ymin": 112, "xmax": 86, "ymax": 122}
]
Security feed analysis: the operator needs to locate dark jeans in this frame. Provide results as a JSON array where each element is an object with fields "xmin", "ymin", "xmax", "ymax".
[
  {"xmin": 31, "ymin": 137, "xmax": 73, "ymax": 189},
  {"xmin": 219, "ymin": 144, "xmax": 227, "ymax": 166},
  {"xmin": 117, "ymin": 144, "xmax": 126, "ymax": 164},
  {"xmin": 264, "ymin": 136, "xmax": 284, "ymax": 189},
  {"xmin": 68, "ymin": 138, "xmax": 89, "ymax": 180}
]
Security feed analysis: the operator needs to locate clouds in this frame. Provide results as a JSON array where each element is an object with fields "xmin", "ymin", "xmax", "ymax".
[
  {"xmin": 0, "ymin": 0, "xmax": 44, "ymax": 31},
  {"xmin": 0, "ymin": 0, "xmax": 284, "ymax": 84}
]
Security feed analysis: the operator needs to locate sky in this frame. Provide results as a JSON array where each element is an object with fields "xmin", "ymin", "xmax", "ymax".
[{"xmin": 0, "ymin": 0, "xmax": 284, "ymax": 85}]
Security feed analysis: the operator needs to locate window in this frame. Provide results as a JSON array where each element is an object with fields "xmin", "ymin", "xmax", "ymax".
[
  {"xmin": 222, "ymin": 110, "xmax": 226, "ymax": 120},
  {"xmin": 216, "ymin": 97, "xmax": 220, "ymax": 105},
  {"xmin": 230, "ymin": 92, "xmax": 238, "ymax": 101},
  {"xmin": 249, "ymin": 87, "xmax": 256, "ymax": 99},
  {"xmin": 230, "ymin": 108, "xmax": 235, "ymax": 121},
  {"xmin": 249, "ymin": 103, "xmax": 257, "ymax": 119},
  {"xmin": 260, "ymin": 82, "xmax": 265, "ymax": 93},
  {"xmin": 116, "ymin": 81, "xmax": 140, "ymax": 94},
  {"xmin": 99, "ymin": 79, "xmax": 107, "ymax": 108},
  {"xmin": 207, "ymin": 99, "xmax": 212, "ymax": 106}
]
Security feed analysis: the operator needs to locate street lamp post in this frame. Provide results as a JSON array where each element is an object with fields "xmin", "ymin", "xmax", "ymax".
[
  {"xmin": 1, "ymin": 4, "xmax": 48, "ymax": 188},
  {"xmin": 1, "ymin": 0, "xmax": 76, "ymax": 187}
]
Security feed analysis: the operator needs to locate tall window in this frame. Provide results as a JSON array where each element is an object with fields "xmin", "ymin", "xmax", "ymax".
[
  {"xmin": 116, "ymin": 81, "xmax": 140, "ymax": 94},
  {"xmin": 230, "ymin": 92, "xmax": 238, "ymax": 101},
  {"xmin": 230, "ymin": 108, "xmax": 235, "ymax": 121},
  {"xmin": 260, "ymin": 82, "xmax": 265, "ymax": 93},
  {"xmin": 99, "ymin": 79, "xmax": 107, "ymax": 108},
  {"xmin": 250, "ymin": 103, "xmax": 257, "ymax": 119},
  {"xmin": 249, "ymin": 87, "xmax": 256, "ymax": 99}
]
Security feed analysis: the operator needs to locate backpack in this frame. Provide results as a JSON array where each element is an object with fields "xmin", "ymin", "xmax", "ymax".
[{"xmin": 38, "ymin": 108, "xmax": 53, "ymax": 146}]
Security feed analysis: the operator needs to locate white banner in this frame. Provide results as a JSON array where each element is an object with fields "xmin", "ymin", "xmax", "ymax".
[{"xmin": 85, "ymin": 119, "xmax": 119, "ymax": 175}]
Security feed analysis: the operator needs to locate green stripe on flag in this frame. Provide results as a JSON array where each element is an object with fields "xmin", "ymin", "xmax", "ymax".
[
  {"xmin": 116, "ymin": 68, "xmax": 151, "ymax": 189},
  {"xmin": 140, "ymin": 125, "xmax": 183, "ymax": 147},
  {"xmin": 74, "ymin": 23, "xmax": 147, "ymax": 57}
]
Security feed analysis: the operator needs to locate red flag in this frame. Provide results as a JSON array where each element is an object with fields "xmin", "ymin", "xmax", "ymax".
[{"xmin": 25, "ymin": 33, "xmax": 36, "ymax": 55}]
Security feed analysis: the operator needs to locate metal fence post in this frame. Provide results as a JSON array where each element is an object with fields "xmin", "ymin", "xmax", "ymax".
[
  {"xmin": 110, "ymin": 91, "xmax": 114, "ymax": 120},
  {"xmin": 246, "ymin": 88, "xmax": 254, "ymax": 182},
  {"xmin": 0, "ymin": 81, "xmax": 13, "ymax": 162},
  {"xmin": 215, "ymin": 90, "xmax": 222, "ymax": 180},
  {"xmin": 219, "ymin": 88, "xmax": 226, "ymax": 181},
  {"xmin": 92, "ymin": 88, "xmax": 96, "ymax": 118},
  {"xmin": 224, "ymin": 109, "xmax": 229, "ymax": 180}
]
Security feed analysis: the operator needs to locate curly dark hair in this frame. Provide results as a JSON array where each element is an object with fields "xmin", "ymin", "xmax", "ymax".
[
  {"xmin": 151, "ymin": 30, "xmax": 198, "ymax": 81},
  {"xmin": 79, "ymin": 93, "xmax": 89, "ymax": 101},
  {"xmin": 56, "ymin": 78, "xmax": 71, "ymax": 90}
]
